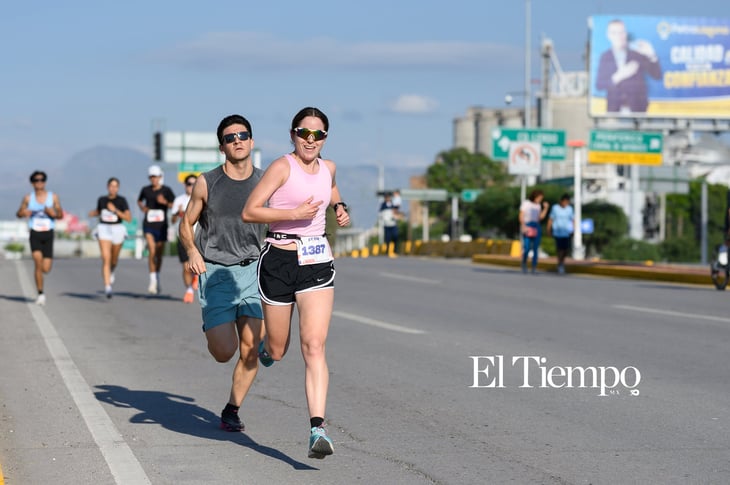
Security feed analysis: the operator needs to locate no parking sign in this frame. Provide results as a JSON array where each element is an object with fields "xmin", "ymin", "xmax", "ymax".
[{"xmin": 508, "ymin": 142, "xmax": 542, "ymax": 175}]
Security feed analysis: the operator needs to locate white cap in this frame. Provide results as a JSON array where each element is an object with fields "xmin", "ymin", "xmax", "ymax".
[{"xmin": 148, "ymin": 165, "xmax": 163, "ymax": 177}]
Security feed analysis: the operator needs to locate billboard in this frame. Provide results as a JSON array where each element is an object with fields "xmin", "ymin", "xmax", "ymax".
[{"xmin": 589, "ymin": 15, "xmax": 730, "ymax": 119}]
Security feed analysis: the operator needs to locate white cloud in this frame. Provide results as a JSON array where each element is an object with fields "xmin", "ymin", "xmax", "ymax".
[{"xmin": 388, "ymin": 94, "xmax": 439, "ymax": 114}]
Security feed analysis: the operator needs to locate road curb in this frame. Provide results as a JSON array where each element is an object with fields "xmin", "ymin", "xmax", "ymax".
[{"xmin": 472, "ymin": 254, "xmax": 713, "ymax": 286}]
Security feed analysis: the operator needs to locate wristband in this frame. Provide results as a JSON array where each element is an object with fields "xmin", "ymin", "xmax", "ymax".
[{"xmin": 332, "ymin": 202, "xmax": 348, "ymax": 212}]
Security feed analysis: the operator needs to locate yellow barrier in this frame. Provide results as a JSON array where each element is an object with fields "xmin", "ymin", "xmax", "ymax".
[{"xmin": 338, "ymin": 238, "xmax": 520, "ymax": 259}]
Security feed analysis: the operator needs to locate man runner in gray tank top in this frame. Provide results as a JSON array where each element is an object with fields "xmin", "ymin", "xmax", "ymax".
[{"xmin": 178, "ymin": 114, "xmax": 265, "ymax": 432}]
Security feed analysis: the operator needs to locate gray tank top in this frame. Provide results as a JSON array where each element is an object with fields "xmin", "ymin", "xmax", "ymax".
[{"xmin": 195, "ymin": 165, "xmax": 265, "ymax": 265}]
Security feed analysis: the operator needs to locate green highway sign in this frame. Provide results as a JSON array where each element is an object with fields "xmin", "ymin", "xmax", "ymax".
[
  {"xmin": 461, "ymin": 189, "xmax": 484, "ymax": 203},
  {"xmin": 178, "ymin": 162, "xmax": 220, "ymax": 172},
  {"xmin": 588, "ymin": 130, "xmax": 663, "ymax": 166},
  {"xmin": 491, "ymin": 128, "xmax": 566, "ymax": 161}
]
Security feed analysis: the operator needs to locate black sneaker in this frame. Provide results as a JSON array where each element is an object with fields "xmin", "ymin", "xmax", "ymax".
[{"xmin": 220, "ymin": 408, "xmax": 244, "ymax": 432}]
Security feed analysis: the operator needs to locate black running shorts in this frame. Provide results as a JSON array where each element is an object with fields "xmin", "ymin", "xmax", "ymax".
[
  {"xmin": 258, "ymin": 242, "xmax": 335, "ymax": 305},
  {"xmin": 29, "ymin": 230, "xmax": 54, "ymax": 258}
]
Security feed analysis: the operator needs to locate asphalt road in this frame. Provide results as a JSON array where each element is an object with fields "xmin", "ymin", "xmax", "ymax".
[{"xmin": 0, "ymin": 256, "xmax": 728, "ymax": 484}]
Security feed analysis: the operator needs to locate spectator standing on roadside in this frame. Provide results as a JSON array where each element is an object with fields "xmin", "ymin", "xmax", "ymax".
[
  {"xmin": 519, "ymin": 189, "xmax": 549, "ymax": 274},
  {"xmin": 380, "ymin": 192, "xmax": 400, "ymax": 256},
  {"xmin": 547, "ymin": 193, "xmax": 574, "ymax": 275}
]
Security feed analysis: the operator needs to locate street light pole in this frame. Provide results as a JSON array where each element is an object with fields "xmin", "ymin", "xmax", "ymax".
[
  {"xmin": 520, "ymin": 0, "xmax": 532, "ymax": 203},
  {"xmin": 568, "ymin": 140, "xmax": 586, "ymax": 261},
  {"xmin": 524, "ymin": 0, "xmax": 532, "ymax": 130}
]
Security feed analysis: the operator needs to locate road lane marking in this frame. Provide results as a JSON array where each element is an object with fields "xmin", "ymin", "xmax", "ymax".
[
  {"xmin": 614, "ymin": 304, "xmax": 730, "ymax": 324},
  {"xmin": 333, "ymin": 310, "xmax": 426, "ymax": 334},
  {"xmin": 379, "ymin": 272, "xmax": 440, "ymax": 285},
  {"xmin": 15, "ymin": 261, "xmax": 151, "ymax": 485}
]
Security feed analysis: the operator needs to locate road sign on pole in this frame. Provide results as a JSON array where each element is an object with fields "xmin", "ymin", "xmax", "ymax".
[
  {"xmin": 508, "ymin": 142, "xmax": 542, "ymax": 175},
  {"xmin": 638, "ymin": 166, "xmax": 690, "ymax": 194},
  {"xmin": 588, "ymin": 130, "xmax": 663, "ymax": 165},
  {"xmin": 491, "ymin": 128, "xmax": 566, "ymax": 161},
  {"xmin": 399, "ymin": 189, "xmax": 449, "ymax": 201},
  {"xmin": 460, "ymin": 189, "xmax": 484, "ymax": 203}
]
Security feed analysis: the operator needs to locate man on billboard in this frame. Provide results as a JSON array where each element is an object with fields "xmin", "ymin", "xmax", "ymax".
[{"xmin": 595, "ymin": 18, "xmax": 662, "ymax": 114}]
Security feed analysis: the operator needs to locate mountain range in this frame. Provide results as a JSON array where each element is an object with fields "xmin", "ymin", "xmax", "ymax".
[{"xmin": 1, "ymin": 146, "xmax": 425, "ymax": 231}]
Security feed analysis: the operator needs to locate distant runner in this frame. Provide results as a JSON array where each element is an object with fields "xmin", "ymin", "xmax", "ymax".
[
  {"xmin": 16, "ymin": 170, "xmax": 64, "ymax": 305},
  {"xmin": 171, "ymin": 174, "xmax": 198, "ymax": 303},
  {"xmin": 137, "ymin": 165, "xmax": 175, "ymax": 295},
  {"xmin": 89, "ymin": 177, "xmax": 132, "ymax": 298}
]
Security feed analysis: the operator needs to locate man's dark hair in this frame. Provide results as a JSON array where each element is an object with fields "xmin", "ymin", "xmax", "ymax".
[
  {"xmin": 29, "ymin": 170, "xmax": 47, "ymax": 182},
  {"xmin": 217, "ymin": 115, "xmax": 253, "ymax": 145}
]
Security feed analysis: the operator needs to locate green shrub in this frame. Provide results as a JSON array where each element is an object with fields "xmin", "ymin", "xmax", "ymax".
[
  {"xmin": 600, "ymin": 238, "xmax": 661, "ymax": 262},
  {"xmin": 540, "ymin": 236, "xmax": 556, "ymax": 256},
  {"xmin": 4, "ymin": 242, "xmax": 24, "ymax": 253},
  {"xmin": 659, "ymin": 236, "xmax": 699, "ymax": 263}
]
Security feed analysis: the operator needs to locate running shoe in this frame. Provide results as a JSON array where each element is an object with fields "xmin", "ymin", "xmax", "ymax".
[
  {"xmin": 220, "ymin": 408, "xmax": 244, "ymax": 432},
  {"xmin": 110, "ymin": 272, "xmax": 115, "ymax": 285},
  {"xmin": 308, "ymin": 426, "xmax": 334, "ymax": 459},
  {"xmin": 183, "ymin": 289, "xmax": 194, "ymax": 303},
  {"xmin": 192, "ymin": 274, "xmax": 199, "ymax": 290},
  {"xmin": 148, "ymin": 280, "xmax": 157, "ymax": 295},
  {"xmin": 105, "ymin": 286, "xmax": 113, "ymax": 299},
  {"xmin": 258, "ymin": 340, "xmax": 274, "ymax": 367},
  {"xmin": 35, "ymin": 294, "xmax": 46, "ymax": 306}
]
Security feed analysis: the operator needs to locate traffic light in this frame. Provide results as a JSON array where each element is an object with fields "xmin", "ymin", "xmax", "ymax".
[{"xmin": 153, "ymin": 132, "xmax": 162, "ymax": 161}]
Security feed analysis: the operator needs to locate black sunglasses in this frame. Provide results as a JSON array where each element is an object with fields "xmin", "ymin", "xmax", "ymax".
[
  {"xmin": 222, "ymin": 131, "xmax": 251, "ymax": 144},
  {"xmin": 32, "ymin": 178, "xmax": 46, "ymax": 183}
]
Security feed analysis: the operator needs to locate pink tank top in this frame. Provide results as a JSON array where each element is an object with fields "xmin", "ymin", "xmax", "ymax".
[{"xmin": 266, "ymin": 154, "xmax": 332, "ymax": 243}]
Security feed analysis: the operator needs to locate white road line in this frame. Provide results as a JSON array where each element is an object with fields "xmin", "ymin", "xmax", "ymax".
[
  {"xmin": 333, "ymin": 310, "xmax": 426, "ymax": 334},
  {"xmin": 15, "ymin": 261, "xmax": 151, "ymax": 485},
  {"xmin": 378, "ymin": 272, "xmax": 440, "ymax": 285},
  {"xmin": 614, "ymin": 304, "xmax": 730, "ymax": 324}
]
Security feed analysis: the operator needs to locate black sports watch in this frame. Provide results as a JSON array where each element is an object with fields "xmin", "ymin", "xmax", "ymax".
[{"xmin": 332, "ymin": 202, "xmax": 348, "ymax": 212}]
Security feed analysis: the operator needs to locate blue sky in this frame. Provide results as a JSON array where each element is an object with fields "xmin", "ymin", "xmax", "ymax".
[{"xmin": 2, "ymin": 0, "xmax": 726, "ymax": 187}]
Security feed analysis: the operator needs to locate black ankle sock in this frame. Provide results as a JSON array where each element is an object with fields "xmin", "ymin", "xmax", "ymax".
[
  {"xmin": 310, "ymin": 417, "xmax": 324, "ymax": 428},
  {"xmin": 224, "ymin": 403, "xmax": 239, "ymax": 414}
]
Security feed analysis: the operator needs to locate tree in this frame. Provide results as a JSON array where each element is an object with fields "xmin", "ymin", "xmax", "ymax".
[
  {"xmin": 468, "ymin": 183, "xmax": 569, "ymax": 238},
  {"xmin": 426, "ymin": 147, "xmax": 511, "ymax": 193},
  {"xmin": 424, "ymin": 148, "xmax": 511, "ymax": 227},
  {"xmin": 664, "ymin": 180, "xmax": 727, "ymax": 262}
]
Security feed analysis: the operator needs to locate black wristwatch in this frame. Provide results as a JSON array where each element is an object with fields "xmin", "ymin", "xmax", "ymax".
[{"xmin": 332, "ymin": 202, "xmax": 348, "ymax": 212}]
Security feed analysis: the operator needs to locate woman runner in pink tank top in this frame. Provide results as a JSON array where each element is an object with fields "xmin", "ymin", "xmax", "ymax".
[{"xmin": 243, "ymin": 107, "xmax": 350, "ymax": 459}]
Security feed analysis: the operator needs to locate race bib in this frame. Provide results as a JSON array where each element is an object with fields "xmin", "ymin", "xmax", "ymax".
[
  {"xmin": 146, "ymin": 209, "xmax": 165, "ymax": 223},
  {"xmin": 297, "ymin": 235, "xmax": 333, "ymax": 266},
  {"xmin": 31, "ymin": 217, "xmax": 52, "ymax": 232},
  {"xmin": 100, "ymin": 208, "xmax": 118, "ymax": 223}
]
